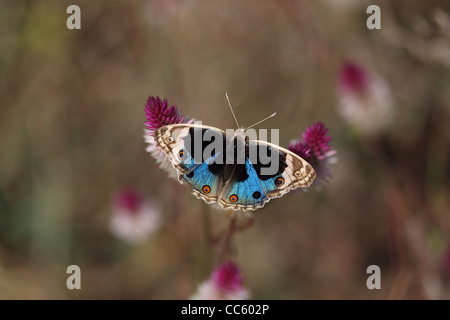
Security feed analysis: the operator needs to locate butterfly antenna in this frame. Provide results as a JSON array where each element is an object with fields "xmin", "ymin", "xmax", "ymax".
[
  {"xmin": 226, "ymin": 93, "xmax": 240, "ymax": 129},
  {"xmin": 245, "ymin": 112, "xmax": 277, "ymax": 130}
]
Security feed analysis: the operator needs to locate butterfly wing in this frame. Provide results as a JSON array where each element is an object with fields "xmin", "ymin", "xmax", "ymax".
[
  {"xmin": 253, "ymin": 140, "xmax": 316, "ymax": 197},
  {"xmin": 179, "ymin": 155, "xmax": 223, "ymax": 204},
  {"xmin": 218, "ymin": 140, "xmax": 316, "ymax": 211},
  {"xmin": 154, "ymin": 124, "xmax": 228, "ymax": 204},
  {"xmin": 218, "ymin": 158, "xmax": 270, "ymax": 211},
  {"xmin": 155, "ymin": 125, "xmax": 316, "ymax": 211}
]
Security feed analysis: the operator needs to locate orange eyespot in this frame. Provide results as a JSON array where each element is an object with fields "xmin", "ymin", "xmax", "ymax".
[
  {"xmin": 275, "ymin": 177, "xmax": 284, "ymax": 187},
  {"xmin": 178, "ymin": 150, "xmax": 185, "ymax": 158},
  {"xmin": 294, "ymin": 170, "xmax": 301, "ymax": 177},
  {"xmin": 202, "ymin": 185, "xmax": 211, "ymax": 194},
  {"xmin": 229, "ymin": 194, "xmax": 238, "ymax": 202}
]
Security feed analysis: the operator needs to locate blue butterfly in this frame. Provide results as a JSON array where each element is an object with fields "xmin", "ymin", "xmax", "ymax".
[{"xmin": 154, "ymin": 123, "xmax": 316, "ymax": 212}]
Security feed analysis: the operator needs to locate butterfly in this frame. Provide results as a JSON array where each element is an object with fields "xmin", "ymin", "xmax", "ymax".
[{"xmin": 154, "ymin": 122, "xmax": 316, "ymax": 212}]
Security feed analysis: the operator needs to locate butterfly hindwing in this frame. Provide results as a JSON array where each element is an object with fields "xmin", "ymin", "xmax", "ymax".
[
  {"xmin": 253, "ymin": 140, "xmax": 316, "ymax": 199},
  {"xmin": 180, "ymin": 153, "xmax": 223, "ymax": 204},
  {"xmin": 218, "ymin": 140, "xmax": 316, "ymax": 211},
  {"xmin": 218, "ymin": 158, "xmax": 269, "ymax": 211}
]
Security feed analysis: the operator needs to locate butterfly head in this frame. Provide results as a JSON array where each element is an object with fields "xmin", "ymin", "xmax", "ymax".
[
  {"xmin": 225, "ymin": 93, "xmax": 276, "ymax": 142},
  {"xmin": 234, "ymin": 128, "xmax": 246, "ymax": 139},
  {"xmin": 234, "ymin": 128, "xmax": 253, "ymax": 144}
]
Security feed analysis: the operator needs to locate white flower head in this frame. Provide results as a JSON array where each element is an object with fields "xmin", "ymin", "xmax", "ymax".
[
  {"xmin": 337, "ymin": 62, "xmax": 395, "ymax": 136},
  {"xmin": 110, "ymin": 188, "xmax": 162, "ymax": 244},
  {"xmin": 190, "ymin": 262, "xmax": 250, "ymax": 300},
  {"xmin": 144, "ymin": 129, "xmax": 178, "ymax": 179}
]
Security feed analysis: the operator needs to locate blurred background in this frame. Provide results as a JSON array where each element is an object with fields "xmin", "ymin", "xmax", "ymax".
[{"xmin": 0, "ymin": 0, "xmax": 449, "ymax": 299}]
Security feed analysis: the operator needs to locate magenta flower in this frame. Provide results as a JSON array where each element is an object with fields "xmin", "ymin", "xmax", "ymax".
[
  {"xmin": 211, "ymin": 262, "xmax": 244, "ymax": 292},
  {"xmin": 337, "ymin": 61, "xmax": 394, "ymax": 136},
  {"xmin": 144, "ymin": 96, "xmax": 190, "ymax": 179},
  {"xmin": 144, "ymin": 96, "xmax": 184, "ymax": 136},
  {"xmin": 302, "ymin": 122, "xmax": 335, "ymax": 161},
  {"xmin": 338, "ymin": 62, "xmax": 370, "ymax": 94},
  {"xmin": 114, "ymin": 189, "xmax": 144, "ymax": 214},
  {"xmin": 289, "ymin": 122, "xmax": 336, "ymax": 186},
  {"xmin": 190, "ymin": 261, "xmax": 250, "ymax": 300},
  {"xmin": 288, "ymin": 140, "xmax": 311, "ymax": 161},
  {"xmin": 110, "ymin": 188, "xmax": 162, "ymax": 244}
]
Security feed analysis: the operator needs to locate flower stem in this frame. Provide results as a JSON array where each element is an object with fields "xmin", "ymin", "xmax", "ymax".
[{"xmin": 217, "ymin": 213, "xmax": 237, "ymax": 264}]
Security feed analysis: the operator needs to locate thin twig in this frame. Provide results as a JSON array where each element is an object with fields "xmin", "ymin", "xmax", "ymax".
[{"xmin": 217, "ymin": 213, "xmax": 237, "ymax": 264}]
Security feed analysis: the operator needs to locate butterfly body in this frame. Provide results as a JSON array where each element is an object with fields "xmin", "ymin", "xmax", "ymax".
[{"xmin": 155, "ymin": 124, "xmax": 315, "ymax": 212}]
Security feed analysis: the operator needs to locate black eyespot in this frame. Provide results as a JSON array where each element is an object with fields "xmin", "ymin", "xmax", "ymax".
[
  {"xmin": 178, "ymin": 150, "xmax": 185, "ymax": 159},
  {"xmin": 186, "ymin": 171, "xmax": 194, "ymax": 178},
  {"xmin": 275, "ymin": 177, "xmax": 284, "ymax": 187},
  {"xmin": 202, "ymin": 185, "xmax": 211, "ymax": 194},
  {"xmin": 252, "ymin": 191, "xmax": 261, "ymax": 199}
]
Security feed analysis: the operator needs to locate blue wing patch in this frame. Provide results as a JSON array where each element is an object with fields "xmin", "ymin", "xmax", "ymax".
[
  {"xmin": 179, "ymin": 152, "xmax": 223, "ymax": 203},
  {"xmin": 219, "ymin": 158, "xmax": 271, "ymax": 209}
]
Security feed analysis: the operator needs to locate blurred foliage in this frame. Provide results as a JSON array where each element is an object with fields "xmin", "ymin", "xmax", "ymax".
[{"xmin": 0, "ymin": 0, "xmax": 449, "ymax": 299}]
